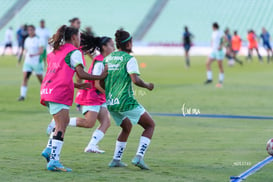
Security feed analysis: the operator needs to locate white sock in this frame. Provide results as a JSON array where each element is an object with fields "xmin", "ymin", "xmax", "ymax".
[
  {"xmin": 20, "ymin": 86, "xmax": 27, "ymax": 97},
  {"xmin": 88, "ymin": 129, "xmax": 104, "ymax": 147},
  {"xmin": 219, "ymin": 73, "xmax": 224, "ymax": 83},
  {"xmin": 50, "ymin": 139, "xmax": 63, "ymax": 161},
  {"xmin": 68, "ymin": 117, "xmax": 77, "ymax": 127},
  {"xmin": 207, "ymin": 71, "xmax": 212, "ymax": 80},
  {"xmin": 113, "ymin": 141, "xmax": 127, "ymax": 160},
  {"xmin": 46, "ymin": 131, "xmax": 54, "ymax": 148},
  {"xmin": 136, "ymin": 136, "xmax": 151, "ymax": 157}
]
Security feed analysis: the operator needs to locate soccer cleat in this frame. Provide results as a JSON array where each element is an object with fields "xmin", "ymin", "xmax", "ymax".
[
  {"xmin": 131, "ymin": 155, "xmax": 150, "ymax": 170},
  {"xmin": 17, "ymin": 96, "xmax": 25, "ymax": 101},
  {"xmin": 84, "ymin": 145, "xmax": 105, "ymax": 154},
  {"xmin": 47, "ymin": 160, "xmax": 72, "ymax": 172},
  {"xmin": 41, "ymin": 147, "xmax": 51, "ymax": 163},
  {"xmin": 204, "ymin": 80, "xmax": 213, "ymax": 85},
  {"xmin": 46, "ymin": 119, "xmax": 55, "ymax": 136},
  {"xmin": 108, "ymin": 159, "xmax": 128, "ymax": 168}
]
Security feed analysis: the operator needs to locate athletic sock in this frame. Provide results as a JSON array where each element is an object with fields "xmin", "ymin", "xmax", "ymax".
[
  {"xmin": 68, "ymin": 117, "xmax": 77, "ymax": 127},
  {"xmin": 20, "ymin": 86, "xmax": 27, "ymax": 97},
  {"xmin": 50, "ymin": 139, "xmax": 63, "ymax": 161},
  {"xmin": 136, "ymin": 136, "xmax": 151, "ymax": 157},
  {"xmin": 219, "ymin": 73, "xmax": 224, "ymax": 83},
  {"xmin": 46, "ymin": 131, "xmax": 54, "ymax": 149},
  {"xmin": 207, "ymin": 71, "xmax": 212, "ymax": 80},
  {"xmin": 113, "ymin": 141, "xmax": 127, "ymax": 160},
  {"xmin": 88, "ymin": 129, "xmax": 104, "ymax": 147}
]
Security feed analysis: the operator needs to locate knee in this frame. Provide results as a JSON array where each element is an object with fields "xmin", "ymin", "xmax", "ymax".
[
  {"xmin": 85, "ymin": 120, "xmax": 95, "ymax": 128},
  {"xmin": 122, "ymin": 123, "xmax": 132, "ymax": 134}
]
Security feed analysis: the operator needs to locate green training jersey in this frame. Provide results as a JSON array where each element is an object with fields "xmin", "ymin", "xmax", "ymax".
[{"xmin": 103, "ymin": 51, "xmax": 140, "ymax": 112}]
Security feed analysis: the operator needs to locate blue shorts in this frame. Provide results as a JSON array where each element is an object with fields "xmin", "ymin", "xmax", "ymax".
[
  {"xmin": 82, "ymin": 103, "xmax": 107, "ymax": 115},
  {"xmin": 263, "ymin": 42, "xmax": 272, "ymax": 50},
  {"xmin": 209, "ymin": 50, "xmax": 225, "ymax": 60},
  {"xmin": 183, "ymin": 44, "xmax": 191, "ymax": 51},
  {"xmin": 45, "ymin": 101, "xmax": 70, "ymax": 115},
  {"xmin": 109, "ymin": 105, "xmax": 146, "ymax": 126}
]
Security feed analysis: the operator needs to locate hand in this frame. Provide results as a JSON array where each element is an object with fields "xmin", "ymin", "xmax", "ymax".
[
  {"xmin": 146, "ymin": 83, "xmax": 154, "ymax": 91},
  {"xmin": 79, "ymin": 82, "xmax": 91, "ymax": 90}
]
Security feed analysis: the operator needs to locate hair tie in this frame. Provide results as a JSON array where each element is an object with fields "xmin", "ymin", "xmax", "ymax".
[{"xmin": 121, "ymin": 35, "xmax": 131, "ymax": 43}]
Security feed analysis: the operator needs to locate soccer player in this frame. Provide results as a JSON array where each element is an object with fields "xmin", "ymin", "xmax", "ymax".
[
  {"xmin": 260, "ymin": 27, "xmax": 273, "ymax": 63},
  {"xmin": 36, "ymin": 19, "xmax": 51, "ymax": 63},
  {"xmin": 69, "ymin": 17, "xmax": 81, "ymax": 29},
  {"xmin": 40, "ymin": 25, "xmax": 107, "ymax": 172},
  {"xmin": 45, "ymin": 36, "xmax": 115, "ymax": 153},
  {"xmin": 223, "ymin": 28, "xmax": 235, "ymax": 66},
  {"xmin": 18, "ymin": 25, "xmax": 44, "ymax": 101},
  {"xmin": 2, "ymin": 27, "xmax": 13, "ymax": 55},
  {"xmin": 231, "ymin": 31, "xmax": 243, "ymax": 65},
  {"xmin": 204, "ymin": 22, "xmax": 225, "ymax": 88},
  {"xmin": 247, "ymin": 30, "xmax": 262, "ymax": 62},
  {"xmin": 103, "ymin": 29, "xmax": 155, "ymax": 170},
  {"xmin": 182, "ymin": 26, "xmax": 193, "ymax": 68},
  {"xmin": 17, "ymin": 24, "xmax": 28, "ymax": 64}
]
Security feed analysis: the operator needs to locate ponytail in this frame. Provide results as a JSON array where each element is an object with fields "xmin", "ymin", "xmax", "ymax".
[
  {"xmin": 48, "ymin": 25, "xmax": 79, "ymax": 51},
  {"xmin": 115, "ymin": 29, "xmax": 132, "ymax": 53},
  {"xmin": 80, "ymin": 31, "xmax": 101, "ymax": 54}
]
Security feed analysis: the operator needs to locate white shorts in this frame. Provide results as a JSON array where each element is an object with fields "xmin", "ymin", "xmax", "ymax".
[
  {"xmin": 82, "ymin": 103, "xmax": 107, "ymax": 115},
  {"xmin": 23, "ymin": 62, "xmax": 44, "ymax": 75},
  {"xmin": 45, "ymin": 101, "xmax": 70, "ymax": 115},
  {"xmin": 109, "ymin": 105, "xmax": 146, "ymax": 126},
  {"xmin": 209, "ymin": 50, "xmax": 225, "ymax": 60}
]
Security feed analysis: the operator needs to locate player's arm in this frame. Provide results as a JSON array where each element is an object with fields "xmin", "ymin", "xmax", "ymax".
[
  {"xmin": 74, "ymin": 82, "xmax": 91, "ymax": 89},
  {"xmin": 93, "ymin": 62, "xmax": 105, "ymax": 94},
  {"xmin": 75, "ymin": 64, "xmax": 108, "ymax": 80},
  {"xmin": 130, "ymin": 74, "xmax": 154, "ymax": 91},
  {"xmin": 127, "ymin": 57, "xmax": 154, "ymax": 91}
]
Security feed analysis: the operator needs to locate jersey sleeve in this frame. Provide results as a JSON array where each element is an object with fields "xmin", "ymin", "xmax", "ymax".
[
  {"xmin": 92, "ymin": 62, "xmax": 104, "ymax": 75},
  {"xmin": 126, "ymin": 57, "xmax": 140, "ymax": 75},
  {"xmin": 70, "ymin": 50, "xmax": 84, "ymax": 69}
]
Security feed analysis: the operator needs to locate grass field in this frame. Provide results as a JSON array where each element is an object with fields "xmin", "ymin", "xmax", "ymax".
[{"xmin": 1, "ymin": 54, "xmax": 273, "ymax": 182}]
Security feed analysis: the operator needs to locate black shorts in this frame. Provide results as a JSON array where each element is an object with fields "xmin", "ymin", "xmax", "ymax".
[{"xmin": 5, "ymin": 43, "xmax": 12, "ymax": 48}]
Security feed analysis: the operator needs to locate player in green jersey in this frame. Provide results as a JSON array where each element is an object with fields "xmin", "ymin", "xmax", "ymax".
[{"xmin": 102, "ymin": 29, "xmax": 155, "ymax": 170}]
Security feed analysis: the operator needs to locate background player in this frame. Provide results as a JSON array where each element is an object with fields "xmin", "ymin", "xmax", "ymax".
[
  {"xmin": 18, "ymin": 25, "xmax": 43, "ymax": 101},
  {"xmin": 36, "ymin": 19, "xmax": 51, "ymax": 63},
  {"xmin": 260, "ymin": 27, "xmax": 273, "ymax": 63},
  {"xmin": 247, "ymin": 30, "xmax": 262, "ymax": 62},
  {"xmin": 182, "ymin": 26, "xmax": 193, "ymax": 68},
  {"xmin": 231, "ymin": 31, "xmax": 243, "ymax": 65},
  {"xmin": 204, "ymin": 22, "xmax": 225, "ymax": 88}
]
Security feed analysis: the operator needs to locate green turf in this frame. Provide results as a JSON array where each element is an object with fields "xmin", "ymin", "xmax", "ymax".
[{"xmin": 1, "ymin": 55, "xmax": 273, "ymax": 182}]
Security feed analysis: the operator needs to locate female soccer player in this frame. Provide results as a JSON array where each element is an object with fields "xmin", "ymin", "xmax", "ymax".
[
  {"xmin": 247, "ymin": 30, "xmax": 262, "ymax": 62},
  {"xmin": 204, "ymin": 22, "xmax": 225, "ymax": 88},
  {"xmin": 103, "ymin": 29, "xmax": 155, "ymax": 170},
  {"xmin": 45, "ymin": 36, "xmax": 115, "ymax": 154},
  {"xmin": 260, "ymin": 27, "xmax": 273, "ymax": 63},
  {"xmin": 18, "ymin": 25, "xmax": 44, "ymax": 101},
  {"xmin": 40, "ymin": 25, "xmax": 107, "ymax": 172},
  {"xmin": 231, "ymin": 31, "xmax": 243, "ymax": 65},
  {"xmin": 182, "ymin": 26, "xmax": 193, "ymax": 68}
]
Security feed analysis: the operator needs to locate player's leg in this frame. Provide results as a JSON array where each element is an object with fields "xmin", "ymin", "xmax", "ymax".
[
  {"xmin": 109, "ymin": 116, "xmax": 132, "ymax": 167},
  {"xmin": 216, "ymin": 60, "xmax": 224, "ymax": 87},
  {"xmin": 85, "ymin": 106, "xmax": 110, "ymax": 153},
  {"xmin": 255, "ymin": 47, "xmax": 262, "ymax": 61},
  {"xmin": 184, "ymin": 46, "xmax": 190, "ymax": 68},
  {"xmin": 18, "ymin": 70, "xmax": 31, "ymax": 101},
  {"xmin": 47, "ymin": 108, "xmax": 72, "ymax": 172},
  {"xmin": 205, "ymin": 54, "xmax": 214, "ymax": 84},
  {"xmin": 247, "ymin": 48, "xmax": 253, "ymax": 61},
  {"xmin": 132, "ymin": 112, "xmax": 155, "ymax": 170},
  {"xmin": 232, "ymin": 50, "xmax": 243, "ymax": 65}
]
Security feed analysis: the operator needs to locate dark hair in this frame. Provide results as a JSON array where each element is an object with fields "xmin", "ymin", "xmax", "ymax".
[
  {"xmin": 115, "ymin": 29, "xmax": 132, "ymax": 53},
  {"xmin": 48, "ymin": 25, "xmax": 79, "ymax": 51},
  {"xmin": 69, "ymin": 17, "xmax": 79, "ymax": 23},
  {"xmin": 28, "ymin": 25, "xmax": 35, "ymax": 30},
  {"xmin": 80, "ymin": 32, "xmax": 111, "ymax": 54},
  {"xmin": 184, "ymin": 26, "xmax": 188, "ymax": 32},
  {"xmin": 213, "ymin": 22, "xmax": 219, "ymax": 29},
  {"xmin": 234, "ymin": 31, "xmax": 237, "ymax": 35}
]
